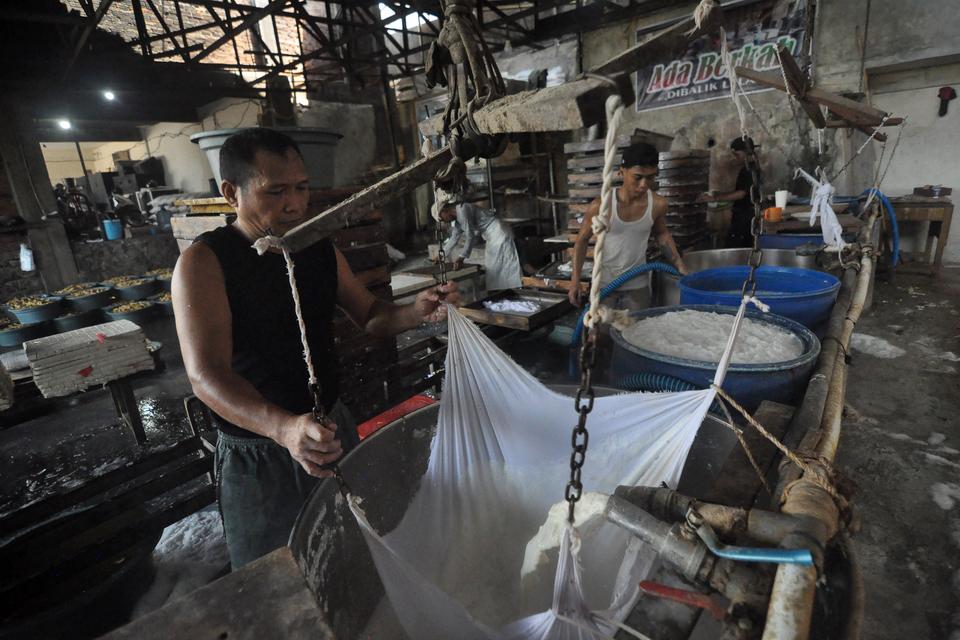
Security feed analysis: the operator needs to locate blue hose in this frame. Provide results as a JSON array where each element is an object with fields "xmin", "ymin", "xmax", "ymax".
[
  {"xmin": 570, "ymin": 262, "xmax": 679, "ymax": 347},
  {"xmin": 617, "ymin": 372, "xmax": 723, "ymax": 414},
  {"xmin": 861, "ymin": 188, "xmax": 899, "ymax": 266}
]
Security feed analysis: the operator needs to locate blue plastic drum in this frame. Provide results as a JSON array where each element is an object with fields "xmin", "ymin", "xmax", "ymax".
[
  {"xmin": 678, "ymin": 265, "xmax": 840, "ymax": 330},
  {"xmin": 610, "ymin": 305, "xmax": 821, "ymax": 411}
]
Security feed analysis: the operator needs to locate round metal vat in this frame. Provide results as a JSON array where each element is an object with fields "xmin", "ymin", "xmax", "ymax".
[
  {"xmin": 652, "ymin": 248, "xmax": 822, "ymax": 307},
  {"xmin": 288, "ymin": 385, "xmax": 737, "ymax": 638},
  {"xmin": 609, "ymin": 305, "xmax": 820, "ymax": 412}
]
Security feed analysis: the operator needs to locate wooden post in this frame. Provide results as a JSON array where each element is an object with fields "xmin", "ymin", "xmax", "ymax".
[{"xmin": 0, "ymin": 102, "xmax": 79, "ymax": 290}]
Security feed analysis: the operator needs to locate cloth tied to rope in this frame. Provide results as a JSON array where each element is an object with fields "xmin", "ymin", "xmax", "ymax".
[{"xmin": 796, "ymin": 167, "xmax": 845, "ymax": 250}]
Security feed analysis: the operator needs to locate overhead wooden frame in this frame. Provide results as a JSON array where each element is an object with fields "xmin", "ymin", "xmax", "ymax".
[
  {"xmin": 282, "ymin": 7, "xmax": 721, "ymax": 252},
  {"xmin": 736, "ymin": 45, "xmax": 903, "ymax": 142}
]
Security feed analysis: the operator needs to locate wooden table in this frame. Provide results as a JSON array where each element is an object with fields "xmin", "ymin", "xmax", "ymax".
[
  {"xmin": 763, "ymin": 209, "xmax": 859, "ymax": 235},
  {"xmin": 886, "ymin": 197, "xmax": 954, "ymax": 276}
]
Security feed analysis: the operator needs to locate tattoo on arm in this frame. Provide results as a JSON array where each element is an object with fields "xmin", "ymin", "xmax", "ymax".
[{"xmin": 658, "ymin": 240, "xmax": 676, "ymax": 263}]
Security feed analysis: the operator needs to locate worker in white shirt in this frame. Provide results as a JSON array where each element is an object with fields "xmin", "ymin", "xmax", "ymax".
[{"xmin": 438, "ymin": 201, "xmax": 523, "ymax": 291}]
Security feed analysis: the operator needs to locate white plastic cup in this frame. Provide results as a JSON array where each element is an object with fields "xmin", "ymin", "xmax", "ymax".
[{"xmin": 775, "ymin": 190, "xmax": 789, "ymax": 209}]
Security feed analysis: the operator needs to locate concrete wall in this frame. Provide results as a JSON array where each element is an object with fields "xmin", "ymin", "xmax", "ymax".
[{"xmin": 576, "ymin": 0, "xmax": 959, "ymax": 262}]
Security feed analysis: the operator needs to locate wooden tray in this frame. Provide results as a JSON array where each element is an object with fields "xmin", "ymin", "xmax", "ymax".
[{"xmin": 458, "ymin": 289, "xmax": 572, "ymax": 331}]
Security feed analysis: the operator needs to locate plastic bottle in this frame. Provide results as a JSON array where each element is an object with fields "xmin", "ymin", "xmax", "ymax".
[{"xmin": 19, "ymin": 243, "xmax": 35, "ymax": 272}]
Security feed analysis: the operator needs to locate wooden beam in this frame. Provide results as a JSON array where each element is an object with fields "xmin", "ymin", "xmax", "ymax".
[
  {"xmin": 62, "ymin": 0, "xmax": 116, "ymax": 81},
  {"xmin": 824, "ymin": 117, "xmax": 903, "ymax": 127},
  {"xmin": 735, "ymin": 67, "xmax": 892, "ymax": 126},
  {"xmin": 418, "ymin": 74, "xmax": 633, "ymax": 136},
  {"xmin": 774, "ymin": 44, "xmax": 826, "ymax": 128},
  {"xmin": 591, "ymin": 11, "xmax": 715, "ymax": 77},
  {"xmin": 282, "ymin": 148, "xmax": 452, "ymax": 253}
]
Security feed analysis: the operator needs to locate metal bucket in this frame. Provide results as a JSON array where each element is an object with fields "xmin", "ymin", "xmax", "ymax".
[
  {"xmin": 652, "ymin": 248, "xmax": 821, "ymax": 307},
  {"xmin": 288, "ymin": 385, "xmax": 737, "ymax": 638},
  {"xmin": 191, "ymin": 127, "xmax": 342, "ymax": 190},
  {"xmin": 609, "ymin": 305, "xmax": 820, "ymax": 411}
]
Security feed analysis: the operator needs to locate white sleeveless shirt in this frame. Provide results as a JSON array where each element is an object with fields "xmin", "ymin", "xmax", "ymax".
[{"xmin": 596, "ymin": 188, "xmax": 654, "ymax": 290}]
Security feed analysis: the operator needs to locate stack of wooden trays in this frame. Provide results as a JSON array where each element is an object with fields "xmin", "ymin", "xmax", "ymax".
[
  {"xmin": 25, "ymin": 320, "xmax": 154, "ymax": 399},
  {"xmin": 658, "ymin": 149, "xmax": 711, "ymax": 250},
  {"xmin": 562, "ymin": 136, "xmax": 629, "ymax": 219}
]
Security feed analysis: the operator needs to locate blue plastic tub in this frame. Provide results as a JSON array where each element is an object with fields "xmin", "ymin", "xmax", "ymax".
[
  {"xmin": 678, "ymin": 265, "xmax": 840, "ymax": 329},
  {"xmin": 609, "ymin": 305, "xmax": 821, "ymax": 411},
  {"xmin": 759, "ymin": 232, "xmax": 856, "ymax": 250}
]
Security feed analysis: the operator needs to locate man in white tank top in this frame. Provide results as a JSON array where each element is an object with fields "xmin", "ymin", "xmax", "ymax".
[{"xmin": 569, "ymin": 142, "xmax": 688, "ymax": 311}]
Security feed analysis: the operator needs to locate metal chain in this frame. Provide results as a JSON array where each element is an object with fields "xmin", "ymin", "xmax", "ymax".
[
  {"xmin": 739, "ymin": 139, "xmax": 765, "ymax": 298},
  {"xmin": 435, "ymin": 211, "xmax": 449, "ymax": 285},
  {"xmin": 566, "ymin": 334, "xmax": 597, "ymax": 523}
]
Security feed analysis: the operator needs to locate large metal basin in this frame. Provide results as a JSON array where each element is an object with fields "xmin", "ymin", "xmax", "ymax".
[
  {"xmin": 653, "ymin": 248, "xmax": 821, "ymax": 307},
  {"xmin": 288, "ymin": 385, "xmax": 736, "ymax": 638}
]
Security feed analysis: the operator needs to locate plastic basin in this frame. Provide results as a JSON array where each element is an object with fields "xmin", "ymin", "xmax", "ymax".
[
  {"xmin": 62, "ymin": 285, "xmax": 115, "ymax": 312},
  {"xmin": 147, "ymin": 293, "xmax": 173, "ymax": 316},
  {"xmin": 609, "ymin": 305, "xmax": 821, "ymax": 411},
  {"xmin": 4, "ymin": 296, "xmax": 64, "ymax": 324},
  {"xmin": 678, "ymin": 265, "xmax": 840, "ymax": 329},
  {"xmin": 191, "ymin": 127, "xmax": 342, "ymax": 190},
  {"xmin": 54, "ymin": 309, "xmax": 105, "ymax": 333},
  {"xmin": 653, "ymin": 248, "xmax": 825, "ymax": 307},
  {"xmin": 105, "ymin": 302, "xmax": 158, "ymax": 324},
  {"xmin": 111, "ymin": 278, "xmax": 158, "ymax": 301},
  {"xmin": 0, "ymin": 321, "xmax": 53, "ymax": 348},
  {"xmin": 759, "ymin": 232, "xmax": 855, "ymax": 250}
]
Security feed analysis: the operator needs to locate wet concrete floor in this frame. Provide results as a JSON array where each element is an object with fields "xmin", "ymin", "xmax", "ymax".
[{"xmin": 838, "ymin": 269, "xmax": 960, "ymax": 639}]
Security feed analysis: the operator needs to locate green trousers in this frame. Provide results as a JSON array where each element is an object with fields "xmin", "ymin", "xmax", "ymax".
[{"xmin": 215, "ymin": 401, "xmax": 358, "ymax": 569}]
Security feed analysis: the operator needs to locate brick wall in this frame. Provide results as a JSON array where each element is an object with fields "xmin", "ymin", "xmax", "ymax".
[{"xmin": 59, "ymin": 0, "xmax": 305, "ymax": 69}]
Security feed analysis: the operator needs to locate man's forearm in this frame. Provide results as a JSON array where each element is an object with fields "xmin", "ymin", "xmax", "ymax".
[
  {"xmin": 363, "ymin": 298, "xmax": 422, "ymax": 337},
  {"xmin": 190, "ymin": 367, "xmax": 293, "ymax": 443},
  {"xmin": 571, "ymin": 238, "xmax": 589, "ymax": 285},
  {"xmin": 658, "ymin": 233, "xmax": 685, "ymax": 270}
]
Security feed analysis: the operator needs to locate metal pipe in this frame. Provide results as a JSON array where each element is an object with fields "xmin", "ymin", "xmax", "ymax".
[
  {"xmin": 762, "ymin": 210, "xmax": 880, "ymax": 640},
  {"xmin": 604, "ymin": 495, "xmax": 710, "ymax": 582},
  {"xmin": 615, "ymin": 486, "xmax": 818, "ymax": 548}
]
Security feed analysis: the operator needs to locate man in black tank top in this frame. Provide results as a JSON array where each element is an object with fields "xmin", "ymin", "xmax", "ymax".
[{"xmin": 172, "ymin": 128, "xmax": 458, "ymax": 568}]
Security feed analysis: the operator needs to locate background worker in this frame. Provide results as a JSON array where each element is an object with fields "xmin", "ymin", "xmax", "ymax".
[
  {"xmin": 568, "ymin": 142, "xmax": 688, "ymax": 311},
  {"xmin": 699, "ymin": 136, "xmax": 761, "ymax": 248},
  {"xmin": 438, "ymin": 200, "xmax": 523, "ymax": 291},
  {"xmin": 173, "ymin": 128, "xmax": 458, "ymax": 569}
]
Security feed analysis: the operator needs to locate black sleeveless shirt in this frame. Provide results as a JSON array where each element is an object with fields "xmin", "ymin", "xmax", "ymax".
[{"xmin": 195, "ymin": 225, "xmax": 340, "ymax": 438}]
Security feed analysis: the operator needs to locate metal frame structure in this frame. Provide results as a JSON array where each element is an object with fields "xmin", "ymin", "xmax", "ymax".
[{"xmin": 20, "ymin": 0, "xmax": 697, "ymax": 93}]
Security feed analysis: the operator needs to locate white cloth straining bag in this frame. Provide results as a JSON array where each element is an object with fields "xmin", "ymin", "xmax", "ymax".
[{"xmin": 348, "ymin": 307, "xmax": 716, "ymax": 639}]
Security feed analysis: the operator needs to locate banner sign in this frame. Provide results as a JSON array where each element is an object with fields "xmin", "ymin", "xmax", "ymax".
[{"xmin": 635, "ymin": 1, "xmax": 807, "ymax": 111}]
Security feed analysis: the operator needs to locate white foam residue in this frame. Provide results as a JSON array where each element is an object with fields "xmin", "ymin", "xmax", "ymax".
[
  {"xmin": 483, "ymin": 299, "xmax": 541, "ymax": 315},
  {"xmin": 621, "ymin": 309, "xmax": 803, "ymax": 364},
  {"xmin": 520, "ymin": 492, "xmax": 608, "ymax": 581},
  {"xmin": 941, "ymin": 351, "xmax": 960, "ymax": 362},
  {"xmin": 850, "ymin": 333, "xmax": 906, "ymax": 359},
  {"xmin": 133, "ymin": 508, "xmax": 229, "ymax": 618},
  {"xmin": 929, "ymin": 432, "xmax": 947, "ymax": 445},
  {"xmin": 931, "ymin": 483, "xmax": 960, "ymax": 510}
]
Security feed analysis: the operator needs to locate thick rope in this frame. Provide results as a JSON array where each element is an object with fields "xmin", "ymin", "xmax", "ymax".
[
  {"xmin": 584, "ymin": 94, "xmax": 624, "ymax": 329},
  {"xmin": 711, "ymin": 384, "xmax": 847, "ymax": 508},
  {"xmin": 253, "ymin": 235, "xmax": 317, "ymax": 387},
  {"xmin": 720, "ymin": 25, "xmax": 749, "ymax": 141}
]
